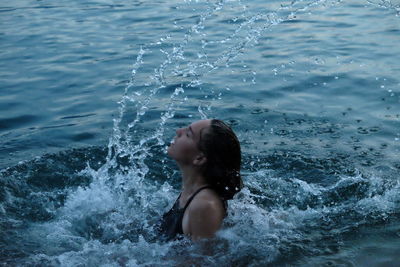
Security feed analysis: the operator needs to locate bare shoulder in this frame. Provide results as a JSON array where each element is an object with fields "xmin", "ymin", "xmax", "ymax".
[
  {"xmin": 183, "ymin": 188, "xmax": 225, "ymax": 240},
  {"xmin": 188, "ymin": 188, "xmax": 224, "ymax": 214}
]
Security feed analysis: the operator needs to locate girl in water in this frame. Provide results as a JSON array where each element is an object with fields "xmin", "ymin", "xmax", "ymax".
[{"xmin": 158, "ymin": 119, "xmax": 242, "ymax": 241}]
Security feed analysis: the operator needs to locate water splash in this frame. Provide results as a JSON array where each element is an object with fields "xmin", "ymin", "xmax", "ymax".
[
  {"xmin": 2, "ymin": 0, "xmax": 400, "ymax": 265},
  {"xmin": 103, "ymin": 0, "xmax": 347, "ymax": 174},
  {"xmin": 65, "ymin": 1, "xmax": 399, "ymax": 265}
]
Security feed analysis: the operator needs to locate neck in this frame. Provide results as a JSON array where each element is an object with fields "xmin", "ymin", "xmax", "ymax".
[{"xmin": 178, "ymin": 164, "xmax": 207, "ymax": 195}]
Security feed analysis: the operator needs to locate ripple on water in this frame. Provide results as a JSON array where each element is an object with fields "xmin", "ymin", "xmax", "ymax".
[{"xmin": 0, "ymin": 115, "xmax": 38, "ymax": 131}]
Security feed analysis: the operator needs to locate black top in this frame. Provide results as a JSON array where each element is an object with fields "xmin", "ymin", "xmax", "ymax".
[{"xmin": 157, "ymin": 185, "xmax": 213, "ymax": 241}]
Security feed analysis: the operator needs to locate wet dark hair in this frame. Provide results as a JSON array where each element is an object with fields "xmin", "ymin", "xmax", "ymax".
[{"xmin": 197, "ymin": 119, "xmax": 243, "ymax": 201}]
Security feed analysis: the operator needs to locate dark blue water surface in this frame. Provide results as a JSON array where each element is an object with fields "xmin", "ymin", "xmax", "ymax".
[{"xmin": 1, "ymin": 0, "xmax": 400, "ymax": 266}]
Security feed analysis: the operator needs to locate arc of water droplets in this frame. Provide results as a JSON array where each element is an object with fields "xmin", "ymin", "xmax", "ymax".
[
  {"xmin": 103, "ymin": 0, "xmax": 228, "ymax": 175},
  {"xmin": 104, "ymin": 0, "xmax": 346, "ymax": 174}
]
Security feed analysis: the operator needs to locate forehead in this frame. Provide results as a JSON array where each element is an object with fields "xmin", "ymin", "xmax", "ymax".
[{"xmin": 190, "ymin": 119, "xmax": 211, "ymax": 135}]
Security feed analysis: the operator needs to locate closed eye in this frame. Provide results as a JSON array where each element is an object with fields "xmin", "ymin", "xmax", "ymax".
[{"xmin": 188, "ymin": 126, "xmax": 195, "ymax": 137}]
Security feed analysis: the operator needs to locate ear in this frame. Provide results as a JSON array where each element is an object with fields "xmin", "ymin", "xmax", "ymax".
[{"xmin": 193, "ymin": 153, "xmax": 207, "ymax": 166}]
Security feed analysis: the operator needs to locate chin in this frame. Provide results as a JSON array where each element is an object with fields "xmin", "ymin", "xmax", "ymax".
[{"xmin": 167, "ymin": 146, "xmax": 174, "ymax": 157}]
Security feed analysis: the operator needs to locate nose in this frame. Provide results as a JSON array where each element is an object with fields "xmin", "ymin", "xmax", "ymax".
[{"xmin": 176, "ymin": 127, "xmax": 184, "ymax": 136}]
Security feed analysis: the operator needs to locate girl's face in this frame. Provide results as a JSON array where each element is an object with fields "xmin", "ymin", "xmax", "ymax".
[{"xmin": 168, "ymin": 119, "xmax": 211, "ymax": 165}]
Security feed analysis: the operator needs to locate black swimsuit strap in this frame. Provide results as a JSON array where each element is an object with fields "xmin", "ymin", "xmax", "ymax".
[{"xmin": 181, "ymin": 185, "xmax": 213, "ymax": 212}]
